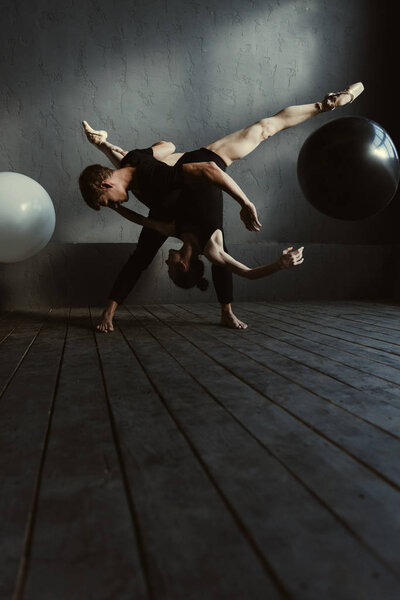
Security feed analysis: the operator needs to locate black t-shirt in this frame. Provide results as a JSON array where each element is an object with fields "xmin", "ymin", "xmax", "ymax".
[{"xmin": 120, "ymin": 147, "xmax": 184, "ymax": 214}]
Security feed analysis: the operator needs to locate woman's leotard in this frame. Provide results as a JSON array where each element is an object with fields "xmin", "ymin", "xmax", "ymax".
[{"xmin": 173, "ymin": 148, "xmax": 228, "ymax": 252}]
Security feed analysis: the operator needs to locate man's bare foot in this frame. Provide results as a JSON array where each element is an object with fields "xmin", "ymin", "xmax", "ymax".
[
  {"xmin": 221, "ymin": 310, "xmax": 248, "ymax": 330},
  {"xmin": 319, "ymin": 82, "xmax": 364, "ymax": 112},
  {"xmin": 96, "ymin": 310, "xmax": 115, "ymax": 333},
  {"xmin": 82, "ymin": 120, "xmax": 108, "ymax": 146}
]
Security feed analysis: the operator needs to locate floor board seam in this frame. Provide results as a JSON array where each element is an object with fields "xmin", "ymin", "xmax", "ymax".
[
  {"xmin": 122, "ymin": 306, "xmax": 292, "ymax": 600},
  {"xmin": 174, "ymin": 305, "xmax": 400, "ymax": 440},
  {"xmin": 168, "ymin": 304, "xmax": 400, "ymax": 492},
  {"xmin": 261, "ymin": 303, "xmax": 400, "ymax": 353},
  {"xmin": 12, "ymin": 308, "xmax": 70, "ymax": 600},
  {"xmin": 90, "ymin": 305, "xmax": 155, "ymax": 600},
  {"xmin": 237, "ymin": 305, "xmax": 400, "ymax": 385},
  {"xmin": 241, "ymin": 304, "xmax": 400, "ymax": 369},
  {"xmin": 0, "ymin": 310, "xmax": 52, "ymax": 403},
  {"xmin": 142, "ymin": 305, "xmax": 400, "ymax": 581}
]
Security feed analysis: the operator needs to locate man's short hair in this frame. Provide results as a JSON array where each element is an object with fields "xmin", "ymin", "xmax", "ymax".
[{"xmin": 78, "ymin": 164, "xmax": 114, "ymax": 211}]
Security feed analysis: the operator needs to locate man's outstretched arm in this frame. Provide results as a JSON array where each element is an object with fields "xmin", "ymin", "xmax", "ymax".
[
  {"xmin": 109, "ymin": 204, "xmax": 174, "ymax": 236},
  {"xmin": 181, "ymin": 161, "xmax": 262, "ymax": 231}
]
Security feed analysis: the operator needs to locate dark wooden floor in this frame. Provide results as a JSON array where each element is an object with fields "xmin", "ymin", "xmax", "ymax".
[{"xmin": 1, "ymin": 301, "xmax": 400, "ymax": 600}]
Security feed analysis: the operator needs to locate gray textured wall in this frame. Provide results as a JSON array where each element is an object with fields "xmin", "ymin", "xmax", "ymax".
[
  {"xmin": 0, "ymin": 242, "xmax": 395, "ymax": 308},
  {"xmin": 0, "ymin": 0, "xmax": 399, "ymax": 306}
]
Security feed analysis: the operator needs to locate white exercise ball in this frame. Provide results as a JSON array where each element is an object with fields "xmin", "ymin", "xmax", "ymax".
[{"xmin": 0, "ymin": 172, "xmax": 56, "ymax": 263}]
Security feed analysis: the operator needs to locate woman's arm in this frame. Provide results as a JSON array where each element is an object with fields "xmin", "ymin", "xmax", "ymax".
[
  {"xmin": 181, "ymin": 161, "xmax": 262, "ymax": 232},
  {"xmin": 109, "ymin": 204, "xmax": 175, "ymax": 237},
  {"xmin": 98, "ymin": 141, "xmax": 128, "ymax": 168},
  {"xmin": 205, "ymin": 244, "xmax": 304, "ymax": 279}
]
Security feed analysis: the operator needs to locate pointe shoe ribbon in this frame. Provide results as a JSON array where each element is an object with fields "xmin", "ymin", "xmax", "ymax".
[
  {"xmin": 82, "ymin": 120, "xmax": 108, "ymax": 145},
  {"xmin": 322, "ymin": 82, "xmax": 364, "ymax": 111}
]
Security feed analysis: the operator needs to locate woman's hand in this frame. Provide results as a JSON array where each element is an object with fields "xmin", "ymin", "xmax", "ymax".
[
  {"xmin": 240, "ymin": 202, "xmax": 262, "ymax": 231},
  {"xmin": 278, "ymin": 246, "xmax": 304, "ymax": 269}
]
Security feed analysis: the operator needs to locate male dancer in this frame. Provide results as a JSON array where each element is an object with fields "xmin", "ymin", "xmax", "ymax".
[{"xmin": 80, "ymin": 82, "xmax": 364, "ymax": 333}]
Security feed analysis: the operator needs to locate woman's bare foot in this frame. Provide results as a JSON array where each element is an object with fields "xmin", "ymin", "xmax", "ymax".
[
  {"xmin": 319, "ymin": 82, "xmax": 364, "ymax": 112},
  {"xmin": 220, "ymin": 307, "xmax": 248, "ymax": 330},
  {"xmin": 96, "ymin": 310, "xmax": 115, "ymax": 333},
  {"xmin": 82, "ymin": 120, "xmax": 108, "ymax": 146}
]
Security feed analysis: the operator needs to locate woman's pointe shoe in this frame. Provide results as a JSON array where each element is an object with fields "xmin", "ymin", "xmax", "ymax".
[
  {"xmin": 320, "ymin": 82, "xmax": 364, "ymax": 112},
  {"xmin": 82, "ymin": 120, "xmax": 108, "ymax": 145}
]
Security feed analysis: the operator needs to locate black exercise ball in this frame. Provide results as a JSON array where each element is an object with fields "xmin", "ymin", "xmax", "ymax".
[{"xmin": 297, "ymin": 116, "xmax": 400, "ymax": 220}]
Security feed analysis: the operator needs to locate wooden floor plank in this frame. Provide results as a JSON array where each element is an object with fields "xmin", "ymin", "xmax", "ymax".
[
  {"xmin": 0, "ymin": 310, "xmax": 15, "ymax": 338},
  {"xmin": 123, "ymin": 305, "xmax": 400, "ymax": 599},
  {"xmin": 0, "ymin": 321, "xmax": 18, "ymax": 346},
  {"xmin": 178, "ymin": 303, "xmax": 400, "ymax": 438},
  {"xmin": 242, "ymin": 322, "xmax": 400, "ymax": 406},
  {"xmin": 0, "ymin": 309, "xmax": 15, "ymax": 322},
  {"xmin": 242, "ymin": 303, "xmax": 400, "ymax": 369},
  {"xmin": 112, "ymin": 307, "xmax": 284, "ymax": 600},
  {"xmin": 281, "ymin": 301, "xmax": 400, "ymax": 329},
  {"xmin": 4, "ymin": 302, "xmax": 400, "ymax": 599},
  {"xmin": 0, "ymin": 309, "xmax": 68, "ymax": 599},
  {"xmin": 221, "ymin": 307, "xmax": 400, "ymax": 405},
  {"xmin": 278, "ymin": 300, "xmax": 400, "ymax": 320},
  {"xmin": 0, "ymin": 310, "xmax": 43, "ymax": 340},
  {"xmin": 261, "ymin": 302, "xmax": 399, "ymax": 356},
  {"xmin": 279, "ymin": 300, "xmax": 400, "ymax": 329},
  {"xmin": 238, "ymin": 303, "xmax": 400, "ymax": 385},
  {"xmin": 264, "ymin": 303, "xmax": 400, "ymax": 353},
  {"xmin": 170, "ymin": 303, "xmax": 400, "ymax": 488},
  {"xmin": 0, "ymin": 310, "xmax": 51, "ymax": 398},
  {"xmin": 22, "ymin": 309, "xmax": 148, "ymax": 600},
  {"xmin": 148, "ymin": 304, "xmax": 400, "ymax": 577},
  {"xmin": 357, "ymin": 302, "xmax": 400, "ymax": 318}
]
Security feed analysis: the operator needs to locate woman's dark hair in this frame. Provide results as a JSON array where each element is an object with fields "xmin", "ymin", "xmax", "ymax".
[{"xmin": 173, "ymin": 257, "xmax": 209, "ymax": 291}]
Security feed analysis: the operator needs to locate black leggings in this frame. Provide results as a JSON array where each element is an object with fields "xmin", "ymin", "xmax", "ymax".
[{"xmin": 109, "ymin": 222, "xmax": 233, "ymax": 305}]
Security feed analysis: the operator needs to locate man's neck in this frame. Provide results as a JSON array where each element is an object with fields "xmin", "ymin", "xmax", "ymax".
[{"xmin": 116, "ymin": 166, "xmax": 138, "ymax": 193}]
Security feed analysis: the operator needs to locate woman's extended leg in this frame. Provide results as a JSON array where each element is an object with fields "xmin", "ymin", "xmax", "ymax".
[
  {"xmin": 205, "ymin": 82, "xmax": 364, "ymax": 166},
  {"xmin": 82, "ymin": 121, "xmax": 128, "ymax": 167}
]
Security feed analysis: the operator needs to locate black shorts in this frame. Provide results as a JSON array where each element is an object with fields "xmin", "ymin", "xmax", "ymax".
[{"xmin": 176, "ymin": 147, "xmax": 228, "ymax": 172}]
